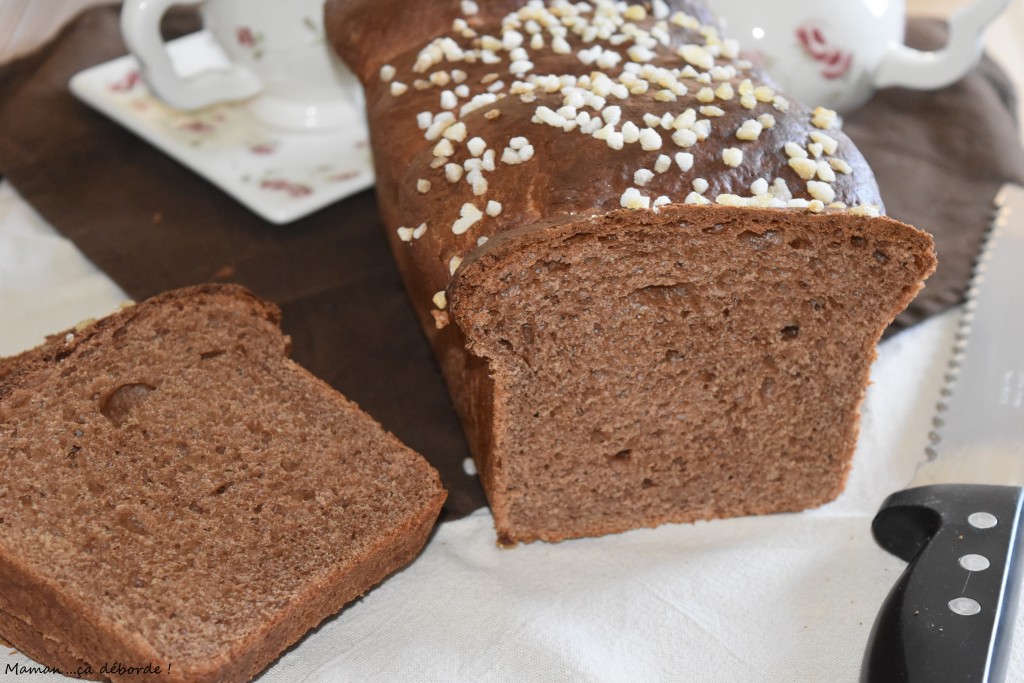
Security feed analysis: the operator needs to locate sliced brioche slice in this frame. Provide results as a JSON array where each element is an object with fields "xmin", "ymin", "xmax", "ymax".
[{"xmin": 0, "ymin": 284, "xmax": 446, "ymax": 683}]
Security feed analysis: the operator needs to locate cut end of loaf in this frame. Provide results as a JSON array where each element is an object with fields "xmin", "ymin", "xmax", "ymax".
[{"xmin": 450, "ymin": 206, "xmax": 935, "ymax": 544}]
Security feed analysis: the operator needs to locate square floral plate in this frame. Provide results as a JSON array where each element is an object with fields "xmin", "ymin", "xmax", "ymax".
[{"xmin": 69, "ymin": 31, "xmax": 374, "ymax": 225}]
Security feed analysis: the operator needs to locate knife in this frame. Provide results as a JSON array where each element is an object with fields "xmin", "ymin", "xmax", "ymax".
[{"xmin": 862, "ymin": 183, "xmax": 1024, "ymax": 683}]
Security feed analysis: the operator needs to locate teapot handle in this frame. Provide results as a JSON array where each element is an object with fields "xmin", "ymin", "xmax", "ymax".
[
  {"xmin": 120, "ymin": 0, "xmax": 263, "ymax": 111},
  {"xmin": 874, "ymin": 0, "xmax": 1010, "ymax": 91}
]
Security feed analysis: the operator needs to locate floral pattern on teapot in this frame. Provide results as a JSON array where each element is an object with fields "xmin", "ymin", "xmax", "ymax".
[{"xmin": 796, "ymin": 22, "xmax": 853, "ymax": 81}]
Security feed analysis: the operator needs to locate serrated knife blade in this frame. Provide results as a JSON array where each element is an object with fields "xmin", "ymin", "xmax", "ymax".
[
  {"xmin": 862, "ymin": 184, "xmax": 1024, "ymax": 683},
  {"xmin": 918, "ymin": 184, "xmax": 1024, "ymax": 488}
]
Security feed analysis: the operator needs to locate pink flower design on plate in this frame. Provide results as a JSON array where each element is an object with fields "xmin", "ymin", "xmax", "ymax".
[
  {"xmin": 248, "ymin": 142, "xmax": 278, "ymax": 155},
  {"xmin": 179, "ymin": 120, "xmax": 216, "ymax": 134},
  {"xmin": 328, "ymin": 170, "xmax": 360, "ymax": 183},
  {"xmin": 235, "ymin": 26, "xmax": 265, "ymax": 58},
  {"xmin": 796, "ymin": 22, "xmax": 853, "ymax": 80},
  {"xmin": 109, "ymin": 70, "xmax": 141, "ymax": 93},
  {"xmin": 260, "ymin": 179, "xmax": 314, "ymax": 198},
  {"xmin": 236, "ymin": 26, "xmax": 256, "ymax": 47}
]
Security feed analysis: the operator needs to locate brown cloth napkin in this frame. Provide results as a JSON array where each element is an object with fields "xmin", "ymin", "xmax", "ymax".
[
  {"xmin": 1, "ymin": 7, "xmax": 1023, "ymax": 520},
  {"xmin": 846, "ymin": 24, "xmax": 1024, "ymax": 323}
]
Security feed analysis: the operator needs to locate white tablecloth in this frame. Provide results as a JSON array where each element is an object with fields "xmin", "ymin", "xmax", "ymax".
[{"xmin": 1, "ymin": 178, "xmax": 1017, "ymax": 682}]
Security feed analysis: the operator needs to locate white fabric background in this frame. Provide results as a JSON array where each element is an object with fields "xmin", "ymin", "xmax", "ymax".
[{"xmin": 0, "ymin": 180, "xmax": 1019, "ymax": 682}]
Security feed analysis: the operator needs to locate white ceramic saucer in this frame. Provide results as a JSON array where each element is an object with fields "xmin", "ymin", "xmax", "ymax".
[{"xmin": 69, "ymin": 31, "xmax": 374, "ymax": 225}]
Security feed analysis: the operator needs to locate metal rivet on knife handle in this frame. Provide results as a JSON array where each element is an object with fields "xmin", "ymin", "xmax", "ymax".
[
  {"xmin": 960, "ymin": 554, "xmax": 992, "ymax": 572},
  {"xmin": 969, "ymin": 512, "xmax": 999, "ymax": 529}
]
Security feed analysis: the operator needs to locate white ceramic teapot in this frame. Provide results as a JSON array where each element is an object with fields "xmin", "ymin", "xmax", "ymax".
[{"xmin": 704, "ymin": 0, "xmax": 1011, "ymax": 111}]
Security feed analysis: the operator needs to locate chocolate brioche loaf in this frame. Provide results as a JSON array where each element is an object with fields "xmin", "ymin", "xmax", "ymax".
[
  {"xmin": 325, "ymin": 0, "xmax": 936, "ymax": 544},
  {"xmin": 0, "ymin": 285, "xmax": 446, "ymax": 682}
]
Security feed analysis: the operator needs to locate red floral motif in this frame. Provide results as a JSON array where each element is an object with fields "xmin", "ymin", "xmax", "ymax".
[
  {"xmin": 236, "ymin": 26, "xmax": 256, "ymax": 48},
  {"xmin": 260, "ymin": 179, "xmax": 314, "ymax": 197},
  {"xmin": 248, "ymin": 142, "xmax": 277, "ymax": 155},
  {"xmin": 796, "ymin": 22, "xmax": 853, "ymax": 80},
  {"xmin": 178, "ymin": 120, "xmax": 216, "ymax": 134},
  {"xmin": 328, "ymin": 170, "xmax": 360, "ymax": 182},
  {"xmin": 109, "ymin": 70, "xmax": 141, "ymax": 92},
  {"xmin": 177, "ymin": 118, "xmax": 219, "ymax": 133}
]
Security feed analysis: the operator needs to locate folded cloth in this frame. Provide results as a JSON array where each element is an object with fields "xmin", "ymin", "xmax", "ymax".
[{"xmin": 0, "ymin": 7, "xmax": 1022, "ymax": 520}]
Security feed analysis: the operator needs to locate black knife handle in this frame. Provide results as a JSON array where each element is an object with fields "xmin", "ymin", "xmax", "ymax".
[{"xmin": 861, "ymin": 484, "xmax": 1024, "ymax": 683}]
